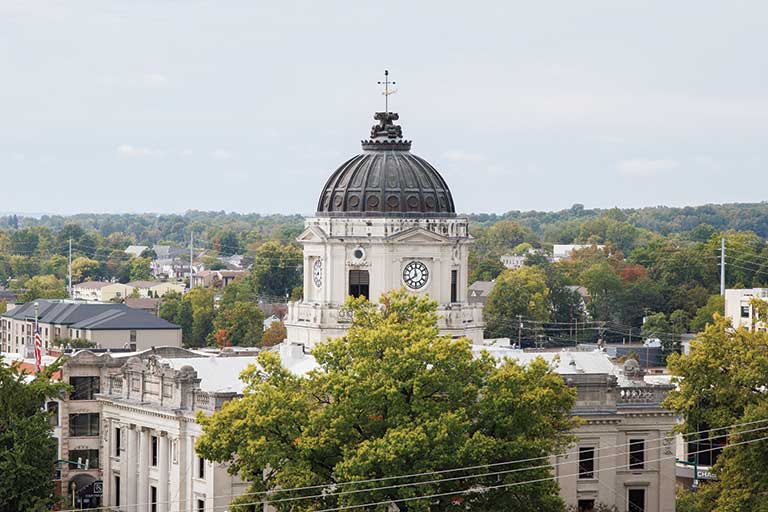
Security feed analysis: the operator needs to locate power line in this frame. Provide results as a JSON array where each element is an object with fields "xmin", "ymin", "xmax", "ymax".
[{"xmin": 47, "ymin": 418, "xmax": 768, "ymax": 512}]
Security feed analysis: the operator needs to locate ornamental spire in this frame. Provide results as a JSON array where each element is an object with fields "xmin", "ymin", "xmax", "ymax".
[{"xmin": 377, "ymin": 69, "xmax": 397, "ymax": 113}]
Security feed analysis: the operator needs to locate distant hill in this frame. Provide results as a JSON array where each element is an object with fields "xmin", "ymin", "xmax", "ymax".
[{"xmin": 466, "ymin": 202, "xmax": 768, "ymax": 238}]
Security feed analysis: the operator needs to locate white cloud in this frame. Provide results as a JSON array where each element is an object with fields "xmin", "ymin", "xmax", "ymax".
[
  {"xmin": 99, "ymin": 73, "xmax": 169, "ymax": 88},
  {"xmin": 142, "ymin": 73, "xmax": 168, "ymax": 87},
  {"xmin": 117, "ymin": 144, "xmax": 166, "ymax": 158},
  {"xmin": 617, "ymin": 158, "xmax": 679, "ymax": 177},
  {"xmin": 443, "ymin": 150, "xmax": 486, "ymax": 162},
  {"xmin": 210, "ymin": 149, "xmax": 235, "ymax": 160}
]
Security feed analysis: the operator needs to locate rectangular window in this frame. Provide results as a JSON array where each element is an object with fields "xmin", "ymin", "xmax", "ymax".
[
  {"xmin": 130, "ymin": 330, "xmax": 137, "ymax": 343},
  {"xmin": 150, "ymin": 486, "xmax": 157, "ymax": 512},
  {"xmin": 69, "ymin": 413, "xmax": 100, "ymax": 437},
  {"xmin": 47, "ymin": 401, "xmax": 59, "ymax": 427},
  {"xmin": 578, "ymin": 446, "xmax": 595, "ymax": 479},
  {"xmin": 687, "ymin": 431, "xmax": 726, "ymax": 467},
  {"xmin": 151, "ymin": 435, "xmax": 158, "ymax": 466},
  {"xmin": 348, "ymin": 270, "xmax": 369, "ymax": 300},
  {"xmin": 450, "ymin": 270, "xmax": 458, "ymax": 303},
  {"xmin": 115, "ymin": 427, "xmax": 122, "ymax": 455},
  {"xmin": 578, "ymin": 500, "xmax": 595, "ymax": 512},
  {"xmin": 197, "ymin": 499, "xmax": 205, "ymax": 512},
  {"xmin": 68, "ymin": 449, "xmax": 99, "ymax": 469},
  {"xmin": 70, "ymin": 376, "xmax": 100, "ymax": 400},
  {"xmin": 741, "ymin": 305, "xmax": 751, "ymax": 318},
  {"xmin": 628, "ymin": 488, "xmax": 645, "ymax": 512},
  {"xmin": 198, "ymin": 456, "xmax": 206, "ymax": 479},
  {"xmin": 629, "ymin": 439, "xmax": 645, "ymax": 470},
  {"xmin": 115, "ymin": 476, "xmax": 121, "ymax": 507}
]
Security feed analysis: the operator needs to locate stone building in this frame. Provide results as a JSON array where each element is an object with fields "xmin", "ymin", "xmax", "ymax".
[{"xmin": 286, "ymin": 111, "xmax": 484, "ymax": 347}]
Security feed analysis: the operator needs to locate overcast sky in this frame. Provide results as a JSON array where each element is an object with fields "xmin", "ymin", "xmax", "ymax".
[{"xmin": 2, "ymin": 1, "xmax": 767, "ymax": 216}]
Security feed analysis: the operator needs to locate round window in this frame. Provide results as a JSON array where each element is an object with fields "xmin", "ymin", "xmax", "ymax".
[{"xmin": 353, "ymin": 248, "xmax": 365, "ymax": 260}]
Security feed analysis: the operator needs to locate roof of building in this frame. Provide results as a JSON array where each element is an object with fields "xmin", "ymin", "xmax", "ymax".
[
  {"xmin": 125, "ymin": 280, "xmax": 169, "ymax": 289},
  {"xmin": 1, "ymin": 300, "xmax": 179, "ymax": 330},
  {"xmin": 125, "ymin": 245, "xmax": 148, "ymax": 255},
  {"xmin": 468, "ymin": 280, "xmax": 495, "ymax": 296},
  {"xmin": 125, "ymin": 298, "xmax": 159, "ymax": 310},
  {"xmin": 316, "ymin": 112, "xmax": 455, "ymax": 218},
  {"xmin": 73, "ymin": 281, "xmax": 112, "ymax": 289}
]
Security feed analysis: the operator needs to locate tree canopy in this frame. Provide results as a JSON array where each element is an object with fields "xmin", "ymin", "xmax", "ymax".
[
  {"xmin": 0, "ymin": 358, "xmax": 69, "ymax": 511},
  {"xmin": 197, "ymin": 290, "xmax": 577, "ymax": 511},
  {"xmin": 665, "ymin": 313, "xmax": 768, "ymax": 511}
]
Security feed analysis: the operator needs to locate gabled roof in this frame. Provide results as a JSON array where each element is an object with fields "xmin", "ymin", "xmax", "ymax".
[
  {"xmin": 2, "ymin": 300, "xmax": 179, "ymax": 330},
  {"xmin": 468, "ymin": 280, "xmax": 495, "ymax": 296}
]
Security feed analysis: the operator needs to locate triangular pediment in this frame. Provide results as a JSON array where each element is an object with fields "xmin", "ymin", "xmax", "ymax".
[
  {"xmin": 296, "ymin": 226, "xmax": 328, "ymax": 243},
  {"xmin": 387, "ymin": 227, "xmax": 449, "ymax": 243}
]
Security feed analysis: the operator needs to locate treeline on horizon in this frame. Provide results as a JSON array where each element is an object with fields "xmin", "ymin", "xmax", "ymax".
[{"xmin": 3, "ymin": 201, "xmax": 768, "ymax": 241}]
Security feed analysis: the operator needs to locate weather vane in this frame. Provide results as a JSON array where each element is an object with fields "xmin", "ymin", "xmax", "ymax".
[{"xmin": 378, "ymin": 70, "xmax": 397, "ymax": 113}]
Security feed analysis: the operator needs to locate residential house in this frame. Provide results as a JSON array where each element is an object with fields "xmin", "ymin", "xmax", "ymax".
[
  {"xmin": 468, "ymin": 280, "xmax": 495, "ymax": 305},
  {"xmin": 72, "ymin": 282, "xmax": 134, "ymax": 303},
  {"xmin": 191, "ymin": 270, "xmax": 247, "ymax": 289},
  {"xmin": 126, "ymin": 281, "xmax": 186, "ymax": 299}
]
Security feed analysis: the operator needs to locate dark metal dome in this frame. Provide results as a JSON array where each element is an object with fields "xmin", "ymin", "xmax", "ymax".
[{"xmin": 316, "ymin": 112, "xmax": 456, "ymax": 218}]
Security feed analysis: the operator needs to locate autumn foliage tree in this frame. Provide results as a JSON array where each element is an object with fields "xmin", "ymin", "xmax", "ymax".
[{"xmin": 197, "ymin": 290, "xmax": 577, "ymax": 511}]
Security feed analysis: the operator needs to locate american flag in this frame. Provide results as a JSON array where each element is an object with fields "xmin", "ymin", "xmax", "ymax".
[{"xmin": 34, "ymin": 325, "xmax": 43, "ymax": 373}]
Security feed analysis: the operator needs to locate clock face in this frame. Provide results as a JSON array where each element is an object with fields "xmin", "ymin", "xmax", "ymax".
[
  {"xmin": 403, "ymin": 260, "xmax": 429, "ymax": 290},
  {"xmin": 313, "ymin": 259, "xmax": 323, "ymax": 288}
]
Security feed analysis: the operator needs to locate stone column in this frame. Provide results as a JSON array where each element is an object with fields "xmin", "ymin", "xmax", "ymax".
[
  {"xmin": 138, "ymin": 428, "xmax": 149, "ymax": 512},
  {"xmin": 126, "ymin": 425, "xmax": 138, "ymax": 508},
  {"xmin": 158, "ymin": 432, "xmax": 169, "ymax": 512},
  {"xmin": 186, "ymin": 434, "xmax": 195, "ymax": 512}
]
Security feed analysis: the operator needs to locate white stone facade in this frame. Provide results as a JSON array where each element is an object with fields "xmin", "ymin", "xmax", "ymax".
[{"xmin": 286, "ymin": 215, "xmax": 484, "ymax": 347}]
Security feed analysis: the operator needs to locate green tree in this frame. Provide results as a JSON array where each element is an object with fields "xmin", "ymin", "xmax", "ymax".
[
  {"xmin": 211, "ymin": 301, "xmax": 264, "ymax": 347},
  {"xmin": 128, "ymin": 257, "xmax": 151, "ymax": 281},
  {"xmin": 218, "ymin": 230, "xmax": 240, "ymax": 257},
  {"xmin": 485, "ymin": 267, "xmax": 551, "ymax": 340},
  {"xmin": 0, "ymin": 357, "xmax": 69, "ymax": 511},
  {"xmin": 581, "ymin": 262, "xmax": 624, "ymax": 321},
  {"xmin": 70, "ymin": 256, "xmax": 101, "ymax": 283},
  {"xmin": 20, "ymin": 275, "xmax": 68, "ymax": 301},
  {"xmin": 251, "ymin": 241, "xmax": 302, "ymax": 299},
  {"xmin": 690, "ymin": 295, "xmax": 725, "ymax": 332},
  {"xmin": 665, "ymin": 316, "xmax": 768, "ymax": 512},
  {"xmin": 468, "ymin": 253, "xmax": 505, "ymax": 283},
  {"xmin": 641, "ymin": 312, "xmax": 677, "ymax": 354},
  {"xmin": 197, "ymin": 290, "xmax": 577, "ymax": 512}
]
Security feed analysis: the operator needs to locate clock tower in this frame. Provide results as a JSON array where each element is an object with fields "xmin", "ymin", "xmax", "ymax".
[{"xmin": 285, "ymin": 110, "xmax": 485, "ymax": 347}]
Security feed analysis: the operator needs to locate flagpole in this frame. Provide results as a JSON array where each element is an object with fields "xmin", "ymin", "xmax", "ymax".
[{"xmin": 34, "ymin": 301, "xmax": 41, "ymax": 373}]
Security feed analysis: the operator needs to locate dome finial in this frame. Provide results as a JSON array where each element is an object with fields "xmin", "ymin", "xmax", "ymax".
[{"xmin": 377, "ymin": 69, "xmax": 397, "ymax": 113}]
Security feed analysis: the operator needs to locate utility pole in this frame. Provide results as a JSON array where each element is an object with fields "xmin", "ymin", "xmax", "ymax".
[
  {"xmin": 189, "ymin": 232, "xmax": 194, "ymax": 290},
  {"xmin": 68, "ymin": 238, "xmax": 72, "ymax": 299},
  {"xmin": 720, "ymin": 237, "xmax": 726, "ymax": 296},
  {"xmin": 517, "ymin": 314, "xmax": 522, "ymax": 348}
]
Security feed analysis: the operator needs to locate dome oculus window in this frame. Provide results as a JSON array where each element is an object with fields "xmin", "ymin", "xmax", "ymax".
[{"xmin": 403, "ymin": 261, "xmax": 429, "ymax": 289}]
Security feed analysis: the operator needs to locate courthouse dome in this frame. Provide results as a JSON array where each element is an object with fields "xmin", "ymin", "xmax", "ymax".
[{"xmin": 316, "ymin": 112, "xmax": 456, "ymax": 217}]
